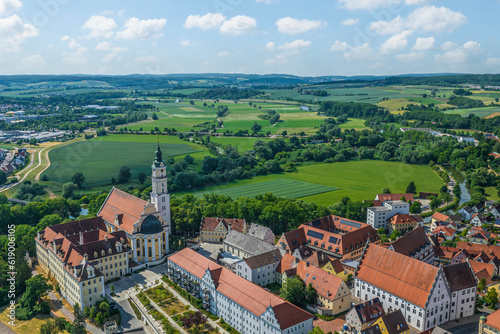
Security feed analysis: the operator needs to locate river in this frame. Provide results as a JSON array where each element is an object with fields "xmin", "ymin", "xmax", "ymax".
[{"xmin": 443, "ymin": 167, "xmax": 471, "ymax": 206}]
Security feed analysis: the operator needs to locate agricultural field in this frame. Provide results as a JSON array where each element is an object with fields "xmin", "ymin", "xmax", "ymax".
[
  {"xmin": 210, "ymin": 137, "xmax": 273, "ymax": 152},
  {"xmin": 42, "ymin": 134, "xmax": 205, "ymax": 187},
  {"xmin": 442, "ymin": 106, "xmax": 500, "ymax": 118},
  {"xmin": 187, "ymin": 160, "xmax": 442, "ymax": 206},
  {"xmin": 194, "ymin": 179, "xmax": 339, "ymax": 199}
]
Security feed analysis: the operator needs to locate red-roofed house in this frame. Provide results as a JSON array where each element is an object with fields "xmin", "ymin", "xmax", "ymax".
[
  {"xmin": 375, "ymin": 193, "xmax": 415, "ymax": 203},
  {"xmin": 479, "ymin": 309, "xmax": 500, "ymax": 334},
  {"xmin": 199, "ymin": 217, "xmax": 248, "ymax": 243},
  {"xmin": 167, "ymin": 248, "xmax": 314, "ymax": 333}
]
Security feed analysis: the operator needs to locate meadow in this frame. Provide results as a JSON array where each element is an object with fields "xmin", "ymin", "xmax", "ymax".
[
  {"xmin": 187, "ymin": 160, "xmax": 442, "ymax": 206},
  {"xmin": 442, "ymin": 106, "xmax": 500, "ymax": 118},
  {"xmin": 42, "ymin": 135, "xmax": 204, "ymax": 187}
]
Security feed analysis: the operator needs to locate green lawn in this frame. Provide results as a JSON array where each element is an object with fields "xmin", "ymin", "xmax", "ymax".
[
  {"xmin": 485, "ymin": 187, "xmax": 500, "ymax": 202},
  {"xmin": 442, "ymin": 106, "xmax": 500, "ymax": 118},
  {"xmin": 194, "ymin": 179, "xmax": 339, "ymax": 199},
  {"xmin": 42, "ymin": 135, "xmax": 204, "ymax": 187},
  {"xmin": 184, "ymin": 160, "xmax": 442, "ymax": 206}
]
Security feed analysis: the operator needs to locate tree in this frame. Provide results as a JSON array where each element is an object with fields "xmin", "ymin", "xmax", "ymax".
[
  {"xmin": 400, "ymin": 195, "xmax": 406, "ymax": 201},
  {"xmin": 17, "ymin": 275, "xmax": 51, "ymax": 320},
  {"xmin": 305, "ymin": 283, "xmax": 317, "ymax": 305},
  {"xmin": 251, "ymin": 122, "xmax": 262, "ymax": 133},
  {"xmin": 0, "ymin": 171, "xmax": 7, "ymax": 186},
  {"xmin": 280, "ymin": 276, "xmax": 306, "ymax": 308},
  {"xmin": 36, "ymin": 214, "xmax": 63, "ymax": 231},
  {"xmin": 152, "ymin": 113, "xmax": 158, "ymax": 120},
  {"xmin": 485, "ymin": 287, "xmax": 499, "ymax": 308},
  {"xmin": 110, "ymin": 285, "xmax": 115, "ymax": 295},
  {"xmin": 406, "ymin": 181, "xmax": 417, "ymax": 194},
  {"xmin": 478, "ymin": 278, "xmax": 487, "ymax": 293},
  {"xmin": 308, "ymin": 327, "xmax": 325, "ymax": 334},
  {"xmin": 184, "ymin": 155, "xmax": 195, "ymax": 165},
  {"xmin": 62, "ymin": 183, "xmax": 78, "ymax": 199},
  {"xmin": 410, "ymin": 201, "xmax": 422, "ymax": 214},
  {"xmin": 40, "ymin": 319, "xmax": 59, "ymax": 334},
  {"xmin": 429, "ymin": 195, "xmax": 441, "ymax": 210},
  {"xmin": 382, "ymin": 187, "xmax": 391, "ymax": 194},
  {"xmin": 99, "ymin": 301, "xmax": 110, "ymax": 317},
  {"xmin": 118, "ymin": 166, "xmax": 131, "ymax": 183},
  {"xmin": 137, "ymin": 172, "xmax": 147, "ymax": 185},
  {"xmin": 390, "ymin": 230, "xmax": 401, "ymax": 240},
  {"xmin": 71, "ymin": 172, "xmax": 86, "ymax": 188},
  {"xmin": 72, "ymin": 303, "xmax": 87, "ymax": 334}
]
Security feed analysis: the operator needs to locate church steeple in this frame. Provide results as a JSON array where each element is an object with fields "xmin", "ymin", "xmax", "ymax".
[
  {"xmin": 155, "ymin": 139, "xmax": 164, "ymax": 165},
  {"xmin": 151, "ymin": 140, "xmax": 170, "ymax": 243}
]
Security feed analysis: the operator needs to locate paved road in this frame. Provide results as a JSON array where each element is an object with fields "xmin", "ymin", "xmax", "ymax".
[{"xmin": 0, "ymin": 320, "xmax": 16, "ymax": 334}]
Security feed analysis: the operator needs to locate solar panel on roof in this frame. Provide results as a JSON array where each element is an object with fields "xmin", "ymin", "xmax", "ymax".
[
  {"xmin": 328, "ymin": 236, "xmax": 339, "ymax": 244},
  {"xmin": 340, "ymin": 219, "xmax": 361, "ymax": 229},
  {"xmin": 312, "ymin": 220, "xmax": 321, "ymax": 227},
  {"xmin": 306, "ymin": 230, "xmax": 324, "ymax": 240}
]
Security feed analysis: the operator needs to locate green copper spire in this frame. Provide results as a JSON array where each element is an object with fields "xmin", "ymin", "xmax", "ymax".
[{"xmin": 155, "ymin": 139, "xmax": 163, "ymax": 163}]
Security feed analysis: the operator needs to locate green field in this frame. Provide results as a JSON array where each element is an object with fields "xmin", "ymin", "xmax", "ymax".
[
  {"xmin": 187, "ymin": 160, "xmax": 442, "ymax": 206},
  {"xmin": 194, "ymin": 179, "xmax": 339, "ymax": 199},
  {"xmin": 210, "ymin": 137, "xmax": 273, "ymax": 152},
  {"xmin": 442, "ymin": 106, "xmax": 500, "ymax": 118},
  {"xmin": 42, "ymin": 135, "xmax": 204, "ymax": 187}
]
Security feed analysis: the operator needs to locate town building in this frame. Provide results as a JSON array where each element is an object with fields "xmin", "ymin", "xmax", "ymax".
[
  {"xmin": 361, "ymin": 310, "xmax": 410, "ymax": 334},
  {"xmin": 223, "ymin": 230, "xmax": 277, "ymax": 258},
  {"xmin": 386, "ymin": 214, "xmax": 420, "ymax": 233},
  {"xmin": 199, "ymin": 217, "xmax": 247, "ymax": 243},
  {"xmin": 367, "ymin": 201, "xmax": 410, "ymax": 229},
  {"xmin": 235, "ymin": 249, "xmax": 282, "ymax": 286},
  {"xmin": 442, "ymin": 262, "xmax": 477, "ymax": 320},
  {"xmin": 167, "ymin": 248, "xmax": 314, "ymax": 334},
  {"xmin": 374, "ymin": 193, "xmax": 415, "ymax": 203},
  {"xmin": 345, "ymin": 298, "xmax": 385, "ymax": 332},
  {"xmin": 388, "ymin": 227, "xmax": 434, "ymax": 264},
  {"xmin": 277, "ymin": 215, "xmax": 380, "ymax": 261},
  {"xmin": 246, "ymin": 223, "xmax": 275, "ymax": 244},
  {"xmin": 355, "ymin": 243, "xmax": 456, "ymax": 331},
  {"xmin": 459, "ymin": 206, "xmax": 474, "ymax": 221},
  {"xmin": 479, "ymin": 310, "xmax": 500, "ymax": 334}
]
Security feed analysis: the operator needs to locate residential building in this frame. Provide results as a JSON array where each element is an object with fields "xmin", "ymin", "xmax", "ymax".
[
  {"xmin": 467, "ymin": 227, "xmax": 497, "ymax": 245},
  {"xmin": 235, "ymin": 249, "xmax": 282, "ymax": 286},
  {"xmin": 430, "ymin": 212, "xmax": 451, "ymax": 224},
  {"xmin": 36, "ymin": 217, "xmax": 129, "ymax": 310},
  {"xmin": 367, "ymin": 201, "xmax": 410, "ymax": 229},
  {"xmin": 471, "ymin": 213, "xmax": 487, "ymax": 227},
  {"xmin": 345, "ymin": 298, "xmax": 385, "ymax": 332},
  {"xmin": 430, "ymin": 221, "xmax": 457, "ymax": 232},
  {"xmin": 387, "ymin": 214, "xmax": 420, "ymax": 233},
  {"xmin": 246, "ymin": 223, "xmax": 275, "ymax": 245},
  {"xmin": 355, "ymin": 243, "xmax": 451, "ymax": 331},
  {"xmin": 388, "ymin": 227, "xmax": 434, "ymax": 264},
  {"xmin": 199, "ymin": 217, "xmax": 247, "ymax": 243},
  {"xmin": 167, "ymin": 248, "xmax": 314, "ymax": 334},
  {"xmin": 442, "ymin": 262, "xmax": 477, "ymax": 320},
  {"xmin": 375, "ymin": 193, "xmax": 415, "ymax": 203},
  {"xmin": 277, "ymin": 215, "xmax": 380, "ymax": 261},
  {"xmin": 430, "ymin": 226, "xmax": 456, "ymax": 241},
  {"xmin": 223, "ymin": 230, "xmax": 277, "ymax": 258},
  {"xmin": 459, "ymin": 206, "xmax": 474, "ymax": 221},
  {"xmin": 361, "ymin": 310, "xmax": 410, "ymax": 334},
  {"xmin": 479, "ymin": 310, "xmax": 500, "ymax": 334},
  {"xmin": 278, "ymin": 256, "xmax": 351, "ymax": 315}
]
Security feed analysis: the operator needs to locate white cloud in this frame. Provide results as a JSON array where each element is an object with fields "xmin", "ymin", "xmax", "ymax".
[
  {"xmin": 441, "ymin": 41, "xmax": 457, "ymax": 51},
  {"xmin": 370, "ymin": 6, "xmax": 466, "ymax": 35},
  {"xmin": 265, "ymin": 54, "xmax": 287, "ymax": 65},
  {"xmin": 435, "ymin": 41, "xmax": 480, "ymax": 65},
  {"xmin": 218, "ymin": 51, "xmax": 231, "ymax": 56},
  {"xmin": 22, "ymin": 54, "xmax": 47, "ymax": 68},
  {"xmin": 341, "ymin": 18, "xmax": 359, "ymax": 26},
  {"xmin": 180, "ymin": 39, "xmax": 191, "ymax": 46},
  {"xmin": 257, "ymin": 0, "xmax": 278, "ymax": 3},
  {"xmin": 338, "ymin": 0, "xmax": 400, "ymax": 10},
  {"xmin": 117, "ymin": 17, "xmax": 167, "ymax": 39},
  {"xmin": 411, "ymin": 36, "xmax": 435, "ymax": 51},
  {"xmin": 330, "ymin": 40, "xmax": 373, "ymax": 60},
  {"xmin": 0, "ymin": 0, "xmax": 22, "ymax": 16},
  {"xmin": 278, "ymin": 39, "xmax": 311, "ymax": 54},
  {"xmin": 68, "ymin": 38, "xmax": 81, "ymax": 50},
  {"xmin": 275, "ymin": 17, "xmax": 326, "ymax": 35},
  {"xmin": 61, "ymin": 35, "xmax": 70, "ymax": 42},
  {"xmin": 184, "ymin": 13, "xmax": 225, "ymax": 30},
  {"xmin": 134, "ymin": 56, "xmax": 160, "ymax": 63},
  {"xmin": 0, "ymin": 14, "xmax": 39, "ymax": 52},
  {"xmin": 405, "ymin": 0, "xmax": 434, "ymax": 4},
  {"xmin": 82, "ymin": 16, "xmax": 116, "ymax": 38},
  {"xmin": 380, "ymin": 30, "xmax": 412, "ymax": 54},
  {"xmin": 220, "ymin": 15, "xmax": 256, "ymax": 35},
  {"xmin": 266, "ymin": 42, "xmax": 275, "ymax": 50},
  {"xmin": 62, "ymin": 46, "xmax": 88, "ymax": 65},
  {"xmin": 95, "ymin": 41, "xmax": 128, "ymax": 62},
  {"xmin": 395, "ymin": 51, "xmax": 425, "ymax": 62}
]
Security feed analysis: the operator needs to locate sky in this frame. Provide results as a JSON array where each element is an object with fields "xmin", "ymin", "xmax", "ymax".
[{"xmin": 0, "ymin": 0, "xmax": 499, "ymax": 76}]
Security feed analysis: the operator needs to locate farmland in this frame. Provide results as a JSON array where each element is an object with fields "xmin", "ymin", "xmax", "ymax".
[
  {"xmin": 42, "ymin": 135, "xmax": 204, "ymax": 187},
  {"xmin": 442, "ymin": 106, "xmax": 500, "ymax": 118},
  {"xmin": 187, "ymin": 160, "xmax": 442, "ymax": 206}
]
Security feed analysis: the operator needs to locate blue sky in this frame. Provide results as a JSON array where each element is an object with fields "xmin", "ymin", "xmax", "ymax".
[{"xmin": 1, "ymin": 0, "xmax": 499, "ymax": 76}]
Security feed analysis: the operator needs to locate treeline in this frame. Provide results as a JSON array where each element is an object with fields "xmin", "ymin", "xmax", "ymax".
[
  {"xmin": 382, "ymin": 74, "xmax": 500, "ymax": 87},
  {"xmin": 320, "ymin": 100, "xmax": 388, "ymax": 118},
  {"xmin": 188, "ymin": 87, "xmax": 263, "ymax": 100}
]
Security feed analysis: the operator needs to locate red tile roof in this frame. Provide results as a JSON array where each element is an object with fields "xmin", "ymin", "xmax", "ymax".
[
  {"xmin": 356, "ymin": 244, "xmax": 439, "ymax": 308},
  {"xmin": 387, "ymin": 214, "xmax": 419, "ymax": 226},
  {"xmin": 376, "ymin": 194, "xmax": 414, "ymax": 202},
  {"xmin": 432, "ymin": 212, "xmax": 450, "ymax": 222},
  {"xmin": 457, "ymin": 242, "xmax": 500, "ymax": 259},
  {"xmin": 390, "ymin": 226, "xmax": 430, "ymax": 257},
  {"xmin": 486, "ymin": 309, "xmax": 500, "ymax": 330},
  {"xmin": 200, "ymin": 217, "xmax": 246, "ymax": 233},
  {"xmin": 431, "ymin": 226, "xmax": 456, "ymax": 237},
  {"xmin": 295, "ymin": 261, "xmax": 346, "ymax": 301},
  {"xmin": 168, "ymin": 248, "xmax": 313, "ymax": 329},
  {"xmin": 98, "ymin": 187, "xmax": 148, "ymax": 234}
]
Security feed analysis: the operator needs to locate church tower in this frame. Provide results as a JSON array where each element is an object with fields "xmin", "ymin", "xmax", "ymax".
[{"xmin": 151, "ymin": 142, "xmax": 171, "ymax": 229}]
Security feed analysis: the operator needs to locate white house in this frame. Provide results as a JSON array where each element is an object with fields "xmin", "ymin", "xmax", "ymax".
[
  {"xmin": 459, "ymin": 206, "xmax": 474, "ymax": 221},
  {"xmin": 388, "ymin": 227, "xmax": 434, "ymax": 264},
  {"xmin": 442, "ymin": 262, "xmax": 477, "ymax": 320},
  {"xmin": 366, "ymin": 201, "xmax": 410, "ymax": 229},
  {"xmin": 235, "ymin": 249, "xmax": 282, "ymax": 286}
]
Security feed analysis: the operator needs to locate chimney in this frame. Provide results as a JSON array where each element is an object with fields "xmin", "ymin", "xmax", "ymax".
[
  {"xmin": 79, "ymin": 231, "xmax": 83, "ymax": 245},
  {"xmin": 306, "ymin": 261, "xmax": 309, "ymax": 267},
  {"xmin": 104, "ymin": 235, "xmax": 108, "ymax": 242}
]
